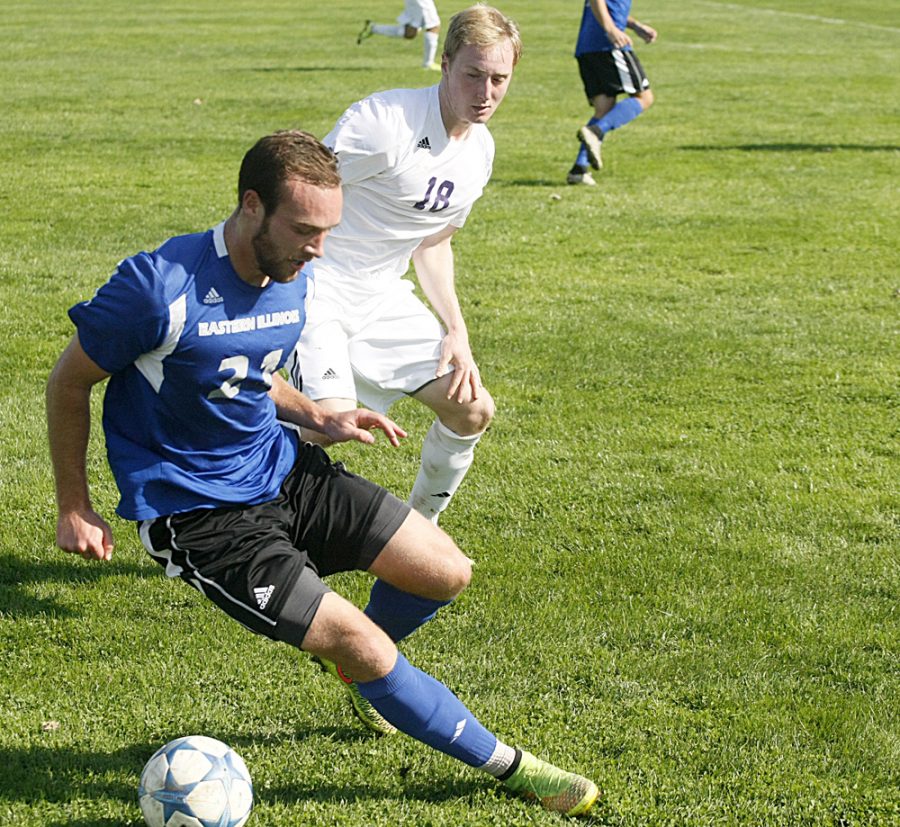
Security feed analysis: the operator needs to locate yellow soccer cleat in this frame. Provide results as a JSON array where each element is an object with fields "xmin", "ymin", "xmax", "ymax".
[
  {"xmin": 503, "ymin": 750, "xmax": 600, "ymax": 817},
  {"xmin": 313, "ymin": 656, "xmax": 398, "ymax": 736}
]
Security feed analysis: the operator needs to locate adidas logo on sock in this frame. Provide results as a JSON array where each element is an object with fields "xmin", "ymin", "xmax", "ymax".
[
  {"xmin": 203, "ymin": 287, "xmax": 223, "ymax": 305},
  {"xmin": 253, "ymin": 585, "xmax": 275, "ymax": 610},
  {"xmin": 322, "ymin": 367, "xmax": 339, "ymax": 380},
  {"xmin": 416, "ymin": 136, "xmax": 431, "ymax": 150},
  {"xmin": 433, "ymin": 491, "xmax": 452, "ymax": 498}
]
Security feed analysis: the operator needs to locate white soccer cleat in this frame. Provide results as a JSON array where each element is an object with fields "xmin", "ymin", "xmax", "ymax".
[
  {"xmin": 566, "ymin": 170, "xmax": 597, "ymax": 186},
  {"xmin": 576, "ymin": 124, "xmax": 604, "ymax": 169}
]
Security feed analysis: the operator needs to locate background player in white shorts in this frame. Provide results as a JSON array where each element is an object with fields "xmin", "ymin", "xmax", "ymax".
[
  {"xmin": 357, "ymin": 1, "xmax": 442, "ymax": 71},
  {"xmin": 290, "ymin": 4, "xmax": 522, "ymax": 523}
]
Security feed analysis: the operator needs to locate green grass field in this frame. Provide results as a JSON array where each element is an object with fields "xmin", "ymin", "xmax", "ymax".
[{"xmin": 1, "ymin": 1, "xmax": 898, "ymax": 824}]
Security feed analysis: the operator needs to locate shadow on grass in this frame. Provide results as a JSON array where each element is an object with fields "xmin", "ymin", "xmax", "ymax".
[
  {"xmin": 0, "ymin": 553, "xmax": 151, "ymax": 618},
  {"xmin": 0, "ymin": 742, "xmax": 146, "ymax": 806},
  {"xmin": 248, "ymin": 65, "xmax": 378, "ymax": 73},
  {"xmin": 681, "ymin": 142, "xmax": 900, "ymax": 153},
  {"xmin": 500, "ymin": 178, "xmax": 568, "ymax": 188},
  {"xmin": 0, "ymin": 727, "xmax": 492, "ymax": 818},
  {"xmin": 43, "ymin": 821, "xmax": 126, "ymax": 827},
  {"xmin": 266, "ymin": 774, "xmax": 485, "ymax": 807}
]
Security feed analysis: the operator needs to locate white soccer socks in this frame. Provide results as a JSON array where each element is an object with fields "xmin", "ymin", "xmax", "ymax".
[
  {"xmin": 408, "ymin": 419, "xmax": 484, "ymax": 522},
  {"xmin": 372, "ymin": 23, "xmax": 405, "ymax": 37},
  {"xmin": 422, "ymin": 31, "xmax": 439, "ymax": 67}
]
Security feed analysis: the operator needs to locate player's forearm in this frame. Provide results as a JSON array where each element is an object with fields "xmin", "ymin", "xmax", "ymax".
[
  {"xmin": 590, "ymin": 0, "xmax": 617, "ymax": 32},
  {"xmin": 412, "ymin": 247, "xmax": 468, "ymax": 337},
  {"xmin": 269, "ymin": 373, "xmax": 329, "ymax": 432},
  {"xmin": 46, "ymin": 368, "xmax": 94, "ymax": 514},
  {"xmin": 423, "ymin": 281, "xmax": 468, "ymax": 339},
  {"xmin": 427, "ymin": 285, "xmax": 467, "ymax": 337}
]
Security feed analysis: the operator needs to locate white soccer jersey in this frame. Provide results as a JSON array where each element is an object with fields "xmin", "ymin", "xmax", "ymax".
[{"xmin": 314, "ymin": 84, "xmax": 494, "ymax": 281}]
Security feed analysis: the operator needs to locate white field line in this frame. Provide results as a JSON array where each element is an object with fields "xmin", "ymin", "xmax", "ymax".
[{"xmin": 693, "ymin": 1, "xmax": 900, "ymax": 35}]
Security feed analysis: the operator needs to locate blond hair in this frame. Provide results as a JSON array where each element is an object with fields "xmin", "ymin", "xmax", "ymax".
[{"xmin": 443, "ymin": 4, "xmax": 522, "ymax": 66}]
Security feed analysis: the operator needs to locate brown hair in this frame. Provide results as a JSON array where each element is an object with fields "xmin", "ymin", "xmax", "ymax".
[
  {"xmin": 443, "ymin": 4, "xmax": 522, "ymax": 66},
  {"xmin": 237, "ymin": 130, "xmax": 340, "ymax": 214}
]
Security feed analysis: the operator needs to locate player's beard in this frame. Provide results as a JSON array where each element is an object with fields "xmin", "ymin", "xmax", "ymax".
[{"xmin": 251, "ymin": 216, "xmax": 301, "ymax": 283}]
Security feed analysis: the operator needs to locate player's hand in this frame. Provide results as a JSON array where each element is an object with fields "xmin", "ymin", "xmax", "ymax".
[
  {"xmin": 607, "ymin": 27, "xmax": 632, "ymax": 49},
  {"xmin": 323, "ymin": 408, "xmax": 408, "ymax": 447},
  {"xmin": 632, "ymin": 22, "xmax": 657, "ymax": 43},
  {"xmin": 437, "ymin": 332, "xmax": 481, "ymax": 404},
  {"xmin": 56, "ymin": 508, "xmax": 114, "ymax": 561}
]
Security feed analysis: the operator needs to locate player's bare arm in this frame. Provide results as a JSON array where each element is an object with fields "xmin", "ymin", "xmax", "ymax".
[
  {"xmin": 46, "ymin": 334, "xmax": 115, "ymax": 561},
  {"xmin": 627, "ymin": 17, "xmax": 657, "ymax": 43},
  {"xmin": 412, "ymin": 225, "xmax": 481, "ymax": 404},
  {"xmin": 269, "ymin": 374, "xmax": 407, "ymax": 446},
  {"xmin": 591, "ymin": 0, "xmax": 632, "ymax": 48}
]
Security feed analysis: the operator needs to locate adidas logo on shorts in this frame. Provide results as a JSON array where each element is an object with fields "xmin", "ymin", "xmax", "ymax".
[
  {"xmin": 254, "ymin": 585, "xmax": 275, "ymax": 610},
  {"xmin": 322, "ymin": 367, "xmax": 339, "ymax": 380}
]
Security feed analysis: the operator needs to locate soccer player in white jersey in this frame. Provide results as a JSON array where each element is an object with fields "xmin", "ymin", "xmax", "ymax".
[
  {"xmin": 46, "ymin": 130, "xmax": 600, "ymax": 819},
  {"xmin": 289, "ymin": 3, "xmax": 520, "ymax": 525},
  {"xmin": 357, "ymin": 0, "xmax": 443, "ymax": 71}
]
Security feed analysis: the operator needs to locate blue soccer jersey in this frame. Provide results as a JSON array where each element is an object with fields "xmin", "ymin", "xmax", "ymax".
[
  {"xmin": 68, "ymin": 222, "xmax": 305, "ymax": 520},
  {"xmin": 575, "ymin": 0, "xmax": 632, "ymax": 55}
]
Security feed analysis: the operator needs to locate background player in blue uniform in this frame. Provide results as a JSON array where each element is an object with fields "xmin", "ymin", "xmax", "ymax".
[
  {"xmin": 46, "ymin": 130, "xmax": 599, "ymax": 817},
  {"xmin": 568, "ymin": 0, "xmax": 657, "ymax": 185}
]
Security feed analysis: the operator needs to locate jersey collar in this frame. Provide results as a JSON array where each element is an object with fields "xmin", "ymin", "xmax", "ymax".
[{"xmin": 213, "ymin": 221, "xmax": 229, "ymax": 258}]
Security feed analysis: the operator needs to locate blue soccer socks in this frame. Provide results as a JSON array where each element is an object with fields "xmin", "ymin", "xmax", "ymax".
[
  {"xmin": 573, "ymin": 97, "xmax": 646, "ymax": 172},
  {"xmin": 364, "ymin": 579, "xmax": 451, "ymax": 643},
  {"xmin": 597, "ymin": 96, "xmax": 644, "ymax": 134},
  {"xmin": 357, "ymin": 652, "xmax": 508, "ymax": 771}
]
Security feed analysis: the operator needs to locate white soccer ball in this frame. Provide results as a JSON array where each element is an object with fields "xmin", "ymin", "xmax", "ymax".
[{"xmin": 138, "ymin": 735, "xmax": 253, "ymax": 827}]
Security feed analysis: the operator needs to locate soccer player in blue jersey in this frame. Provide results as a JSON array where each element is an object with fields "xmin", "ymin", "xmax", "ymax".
[
  {"xmin": 568, "ymin": 0, "xmax": 657, "ymax": 185},
  {"xmin": 46, "ymin": 130, "xmax": 599, "ymax": 817}
]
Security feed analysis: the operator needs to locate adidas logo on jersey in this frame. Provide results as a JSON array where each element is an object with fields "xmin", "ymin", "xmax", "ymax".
[
  {"xmin": 254, "ymin": 585, "xmax": 275, "ymax": 610},
  {"xmin": 322, "ymin": 367, "xmax": 339, "ymax": 380},
  {"xmin": 416, "ymin": 137, "xmax": 431, "ymax": 150},
  {"xmin": 203, "ymin": 287, "xmax": 224, "ymax": 305}
]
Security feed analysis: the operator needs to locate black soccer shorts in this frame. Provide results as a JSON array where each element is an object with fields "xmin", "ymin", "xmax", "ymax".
[
  {"xmin": 577, "ymin": 48, "xmax": 651, "ymax": 101},
  {"xmin": 138, "ymin": 442, "xmax": 410, "ymax": 647}
]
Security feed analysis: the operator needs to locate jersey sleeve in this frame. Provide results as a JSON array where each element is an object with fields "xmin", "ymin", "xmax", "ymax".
[
  {"xmin": 68, "ymin": 253, "xmax": 171, "ymax": 374},
  {"xmin": 325, "ymin": 95, "xmax": 400, "ymax": 185}
]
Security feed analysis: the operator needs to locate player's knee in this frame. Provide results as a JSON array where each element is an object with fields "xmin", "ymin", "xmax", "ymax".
[
  {"xmin": 438, "ymin": 545, "xmax": 472, "ymax": 599},
  {"xmin": 638, "ymin": 89, "xmax": 654, "ymax": 110},
  {"xmin": 451, "ymin": 391, "xmax": 494, "ymax": 436},
  {"xmin": 325, "ymin": 617, "xmax": 397, "ymax": 680},
  {"xmin": 472, "ymin": 392, "xmax": 495, "ymax": 433},
  {"xmin": 421, "ymin": 529, "xmax": 472, "ymax": 600}
]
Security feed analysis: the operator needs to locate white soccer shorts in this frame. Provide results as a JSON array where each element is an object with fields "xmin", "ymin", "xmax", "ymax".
[
  {"xmin": 294, "ymin": 276, "xmax": 445, "ymax": 414},
  {"xmin": 397, "ymin": 0, "xmax": 440, "ymax": 30}
]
